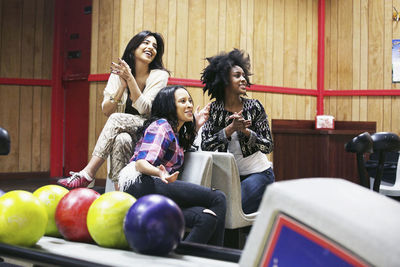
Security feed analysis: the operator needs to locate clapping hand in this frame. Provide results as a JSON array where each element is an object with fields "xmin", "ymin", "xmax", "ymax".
[
  {"xmin": 158, "ymin": 165, "xmax": 179, "ymax": 184},
  {"xmin": 194, "ymin": 103, "xmax": 211, "ymax": 131},
  {"xmin": 110, "ymin": 58, "xmax": 134, "ymax": 87},
  {"xmin": 228, "ymin": 110, "xmax": 251, "ymax": 132}
]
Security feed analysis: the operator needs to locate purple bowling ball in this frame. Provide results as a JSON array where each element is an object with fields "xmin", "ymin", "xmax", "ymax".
[{"xmin": 123, "ymin": 194, "xmax": 185, "ymax": 255}]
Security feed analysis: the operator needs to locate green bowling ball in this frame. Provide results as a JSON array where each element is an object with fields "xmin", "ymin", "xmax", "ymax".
[
  {"xmin": 0, "ymin": 190, "xmax": 48, "ymax": 247},
  {"xmin": 87, "ymin": 191, "xmax": 136, "ymax": 249},
  {"xmin": 33, "ymin": 185, "xmax": 69, "ymax": 237}
]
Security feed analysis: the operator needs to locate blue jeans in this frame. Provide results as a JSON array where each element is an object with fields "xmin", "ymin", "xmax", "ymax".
[
  {"xmin": 240, "ymin": 167, "xmax": 275, "ymax": 214},
  {"xmin": 124, "ymin": 175, "xmax": 227, "ymax": 246}
]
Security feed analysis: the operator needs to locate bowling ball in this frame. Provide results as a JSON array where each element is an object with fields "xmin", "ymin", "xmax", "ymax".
[
  {"xmin": 87, "ymin": 191, "xmax": 136, "ymax": 248},
  {"xmin": 55, "ymin": 188, "xmax": 100, "ymax": 242},
  {"xmin": 123, "ymin": 194, "xmax": 185, "ymax": 255},
  {"xmin": 0, "ymin": 189, "xmax": 4, "ymax": 197},
  {"xmin": 33, "ymin": 185, "xmax": 69, "ymax": 237},
  {"xmin": 0, "ymin": 190, "xmax": 48, "ymax": 247}
]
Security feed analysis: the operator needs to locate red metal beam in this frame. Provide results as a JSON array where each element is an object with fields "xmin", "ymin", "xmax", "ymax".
[
  {"xmin": 317, "ymin": 0, "xmax": 325, "ymax": 115},
  {"xmin": 88, "ymin": 74, "xmax": 318, "ymax": 95},
  {"xmin": 249, "ymin": 84, "xmax": 318, "ymax": 96},
  {"xmin": 0, "ymin": 78, "xmax": 52, "ymax": 86},
  {"xmin": 50, "ymin": 0, "xmax": 65, "ymax": 177},
  {"xmin": 324, "ymin": 89, "xmax": 400, "ymax": 96}
]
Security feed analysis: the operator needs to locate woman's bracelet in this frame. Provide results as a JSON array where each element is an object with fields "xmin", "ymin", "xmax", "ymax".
[{"xmin": 109, "ymin": 95, "xmax": 123, "ymax": 106}]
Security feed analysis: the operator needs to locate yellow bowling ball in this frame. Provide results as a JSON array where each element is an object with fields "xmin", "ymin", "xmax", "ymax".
[
  {"xmin": 87, "ymin": 191, "xmax": 135, "ymax": 248},
  {"xmin": 33, "ymin": 185, "xmax": 69, "ymax": 237},
  {"xmin": 0, "ymin": 190, "xmax": 48, "ymax": 247}
]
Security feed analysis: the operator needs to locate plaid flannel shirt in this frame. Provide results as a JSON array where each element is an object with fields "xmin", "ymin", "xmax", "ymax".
[{"xmin": 131, "ymin": 119, "xmax": 184, "ymax": 173}]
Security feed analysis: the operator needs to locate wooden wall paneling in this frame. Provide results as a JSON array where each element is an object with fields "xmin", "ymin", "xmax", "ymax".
[
  {"xmin": 225, "ymin": 0, "xmax": 241, "ymax": 50},
  {"xmin": 0, "ymin": 1, "xmax": 22, "ymax": 172},
  {"xmin": 155, "ymin": 0, "xmax": 169, "ymax": 52},
  {"xmin": 264, "ymin": 0, "xmax": 274, "ymax": 121},
  {"xmin": 202, "ymin": 0, "xmax": 217, "ymax": 105},
  {"xmin": 40, "ymin": 0, "xmax": 53, "ymax": 171},
  {"xmin": 368, "ymin": 0, "xmax": 384, "ymax": 131},
  {"xmin": 175, "ymin": 0, "xmax": 188, "ymax": 79},
  {"xmin": 94, "ymin": 0, "xmax": 116, "ymax": 178},
  {"xmin": 283, "ymin": 0, "xmax": 298, "ymax": 120},
  {"xmin": 311, "ymin": 0, "xmax": 318, "ymax": 89},
  {"xmin": 218, "ymin": 0, "xmax": 227, "ymax": 52},
  {"xmin": 337, "ymin": 0, "xmax": 352, "ymax": 121},
  {"xmin": 32, "ymin": 0, "xmax": 45, "ymax": 171},
  {"xmin": 134, "ymin": 0, "xmax": 144, "ymax": 34},
  {"xmin": 187, "ymin": 0, "xmax": 205, "ymax": 106},
  {"xmin": 120, "ymin": 0, "xmax": 134, "ymax": 58},
  {"xmin": 271, "ymin": 0, "xmax": 284, "ymax": 119},
  {"xmin": 244, "ymin": 0, "xmax": 254, "ymax": 63},
  {"xmin": 166, "ymin": 0, "xmax": 177, "ymax": 74},
  {"xmin": 308, "ymin": 0, "xmax": 317, "ymax": 90},
  {"xmin": 305, "ymin": 0, "xmax": 316, "ymax": 120},
  {"xmin": 205, "ymin": 0, "xmax": 219, "ymax": 58},
  {"xmin": 252, "ymin": 0, "xmax": 270, "ymax": 159},
  {"xmin": 352, "ymin": 0, "xmax": 361, "ymax": 121},
  {"xmin": 296, "ymin": 0, "xmax": 307, "ymax": 119},
  {"xmin": 252, "ymin": 0, "xmax": 267, "ymax": 115},
  {"xmin": 19, "ymin": 0, "xmax": 36, "ymax": 171},
  {"xmin": 239, "ymin": 0, "xmax": 247, "ymax": 52},
  {"xmin": 112, "ymin": 0, "xmax": 120, "ymax": 61},
  {"xmin": 359, "ymin": 0, "xmax": 368, "ymax": 121},
  {"xmin": 143, "ymin": 0, "xmax": 156, "ymax": 31},
  {"xmin": 40, "ymin": 86, "xmax": 51, "ymax": 172},
  {"xmin": 97, "ymin": 1, "xmax": 114, "ymax": 75},
  {"xmin": 383, "ymin": 1, "xmax": 392, "ymax": 131},
  {"xmin": 298, "ymin": 0, "xmax": 307, "ymax": 90}
]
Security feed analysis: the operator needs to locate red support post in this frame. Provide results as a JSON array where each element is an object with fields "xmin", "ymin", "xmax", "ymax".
[
  {"xmin": 317, "ymin": 0, "xmax": 325, "ymax": 115},
  {"xmin": 50, "ymin": 0, "xmax": 65, "ymax": 177}
]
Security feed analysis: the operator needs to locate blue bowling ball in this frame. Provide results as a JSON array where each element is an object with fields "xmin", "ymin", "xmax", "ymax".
[{"xmin": 123, "ymin": 194, "xmax": 185, "ymax": 255}]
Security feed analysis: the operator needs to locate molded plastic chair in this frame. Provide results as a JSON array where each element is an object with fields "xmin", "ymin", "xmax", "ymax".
[
  {"xmin": 344, "ymin": 132, "xmax": 373, "ymax": 188},
  {"xmin": 369, "ymin": 132, "xmax": 400, "ymax": 195},
  {"xmin": 207, "ymin": 152, "xmax": 258, "ymax": 229},
  {"xmin": 105, "ymin": 151, "xmax": 213, "ymax": 192}
]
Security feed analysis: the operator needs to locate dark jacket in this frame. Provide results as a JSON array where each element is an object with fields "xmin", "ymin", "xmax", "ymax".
[{"xmin": 201, "ymin": 98, "xmax": 273, "ymax": 157}]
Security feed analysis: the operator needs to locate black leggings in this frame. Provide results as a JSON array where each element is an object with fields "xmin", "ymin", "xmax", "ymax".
[{"xmin": 125, "ymin": 175, "xmax": 226, "ymax": 246}]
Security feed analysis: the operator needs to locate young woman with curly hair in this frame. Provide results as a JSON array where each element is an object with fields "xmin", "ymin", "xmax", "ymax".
[{"xmin": 201, "ymin": 49, "xmax": 275, "ymax": 214}]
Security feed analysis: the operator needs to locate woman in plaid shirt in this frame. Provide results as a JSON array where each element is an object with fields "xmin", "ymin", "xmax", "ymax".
[{"xmin": 119, "ymin": 85, "xmax": 226, "ymax": 246}]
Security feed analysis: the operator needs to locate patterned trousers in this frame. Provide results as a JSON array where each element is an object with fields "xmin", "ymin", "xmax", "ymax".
[{"xmin": 92, "ymin": 113, "xmax": 145, "ymax": 182}]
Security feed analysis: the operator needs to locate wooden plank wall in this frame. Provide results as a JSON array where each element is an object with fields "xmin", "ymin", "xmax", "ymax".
[
  {"xmin": 90, "ymin": 0, "xmax": 319, "ymax": 179},
  {"xmin": 2, "ymin": 0, "xmax": 399, "ymax": 177},
  {"xmin": 0, "ymin": 0, "xmax": 54, "ymax": 173},
  {"xmin": 325, "ymin": 0, "xmax": 400, "ymax": 134}
]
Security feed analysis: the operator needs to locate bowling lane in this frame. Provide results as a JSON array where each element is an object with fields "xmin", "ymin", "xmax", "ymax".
[{"xmin": 27, "ymin": 236, "xmax": 238, "ymax": 267}]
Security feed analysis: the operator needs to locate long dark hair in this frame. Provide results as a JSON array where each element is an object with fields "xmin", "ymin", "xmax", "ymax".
[
  {"xmin": 136, "ymin": 86, "xmax": 196, "ymax": 150},
  {"xmin": 121, "ymin": 30, "xmax": 168, "ymax": 76},
  {"xmin": 201, "ymin": 48, "xmax": 252, "ymax": 102}
]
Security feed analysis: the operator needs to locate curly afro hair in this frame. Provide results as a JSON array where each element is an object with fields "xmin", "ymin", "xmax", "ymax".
[{"xmin": 201, "ymin": 49, "xmax": 252, "ymax": 102}]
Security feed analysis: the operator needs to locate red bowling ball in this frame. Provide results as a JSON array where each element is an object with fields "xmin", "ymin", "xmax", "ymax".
[{"xmin": 55, "ymin": 188, "xmax": 100, "ymax": 242}]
